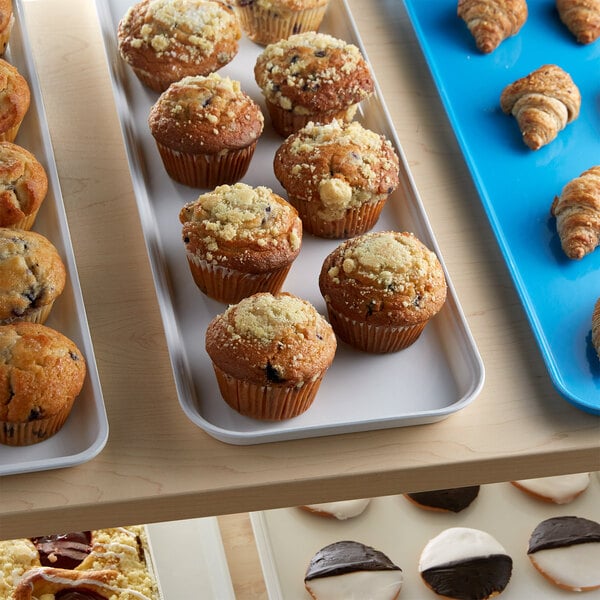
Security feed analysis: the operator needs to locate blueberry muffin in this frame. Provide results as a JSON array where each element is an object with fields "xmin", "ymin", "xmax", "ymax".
[{"xmin": 0, "ymin": 58, "xmax": 30, "ymax": 142}]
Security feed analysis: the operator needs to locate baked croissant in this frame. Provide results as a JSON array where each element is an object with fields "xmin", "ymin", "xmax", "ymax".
[
  {"xmin": 12, "ymin": 567, "xmax": 118, "ymax": 600},
  {"xmin": 593, "ymin": 298, "xmax": 600, "ymax": 359},
  {"xmin": 556, "ymin": 0, "xmax": 600, "ymax": 44},
  {"xmin": 551, "ymin": 166, "xmax": 600, "ymax": 260},
  {"xmin": 457, "ymin": 0, "xmax": 528, "ymax": 53},
  {"xmin": 500, "ymin": 64, "xmax": 581, "ymax": 150}
]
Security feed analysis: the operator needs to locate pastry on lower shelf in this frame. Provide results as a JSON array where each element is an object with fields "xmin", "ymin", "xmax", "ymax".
[
  {"xmin": 527, "ymin": 516, "xmax": 600, "ymax": 592},
  {"xmin": 510, "ymin": 473, "xmax": 591, "ymax": 504},
  {"xmin": 550, "ymin": 166, "xmax": 600, "ymax": 261},
  {"xmin": 457, "ymin": 0, "xmax": 528, "ymax": 54},
  {"xmin": 556, "ymin": 0, "xmax": 600, "ymax": 44},
  {"xmin": 0, "ymin": 526, "xmax": 161, "ymax": 600},
  {"xmin": 418, "ymin": 527, "xmax": 513, "ymax": 599},
  {"xmin": 304, "ymin": 540, "xmax": 403, "ymax": 599},
  {"xmin": 299, "ymin": 499, "xmax": 371, "ymax": 520},
  {"xmin": 500, "ymin": 64, "xmax": 581, "ymax": 151},
  {"xmin": 404, "ymin": 485, "xmax": 480, "ymax": 513}
]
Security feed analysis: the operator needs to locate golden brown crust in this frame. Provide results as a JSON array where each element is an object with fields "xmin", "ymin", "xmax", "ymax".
[
  {"xmin": 237, "ymin": 0, "xmax": 328, "ymax": 9},
  {"xmin": 0, "ymin": 228, "xmax": 66, "ymax": 323},
  {"xmin": 254, "ymin": 32, "xmax": 374, "ymax": 116},
  {"xmin": 12, "ymin": 567, "xmax": 118, "ymax": 600},
  {"xmin": 0, "ymin": 141, "xmax": 48, "ymax": 228},
  {"xmin": 274, "ymin": 120, "xmax": 399, "ymax": 222},
  {"xmin": 148, "ymin": 73, "xmax": 264, "ymax": 154},
  {"xmin": 0, "ymin": 0, "xmax": 13, "ymax": 55},
  {"xmin": 118, "ymin": 0, "xmax": 240, "ymax": 92},
  {"xmin": 205, "ymin": 292, "xmax": 336, "ymax": 385},
  {"xmin": 457, "ymin": 0, "xmax": 528, "ymax": 53},
  {"xmin": 0, "ymin": 322, "xmax": 86, "ymax": 423},
  {"xmin": 593, "ymin": 298, "xmax": 600, "ymax": 358},
  {"xmin": 557, "ymin": 0, "xmax": 600, "ymax": 44},
  {"xmin": 0, "ymin": 59, "xmax": 30, "ymax": 141},
  {"xmin": 319, "ymin": 231, "xmax": 447, "ymax": 327},
  {"xmin": 550, "ymin": 165, "xmax": 600, "ymax": 260},
  {"xmin": 179, "ymin": 183, "xmax": 302, "ymax": 273},
  {"xmin": 500, "ymin": 64, "xmax": 581, "ymax": 150}
]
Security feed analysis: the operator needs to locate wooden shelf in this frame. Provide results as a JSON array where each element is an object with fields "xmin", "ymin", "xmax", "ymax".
[{"xmin": 0, "ymin": 0, "xmax": 597, "ymax": 542}]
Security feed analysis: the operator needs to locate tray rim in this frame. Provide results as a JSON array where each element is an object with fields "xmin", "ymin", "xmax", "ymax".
[
  {"xmin": 94, "ymin": 0, "xmax": 485, "ymax": 445},
  {"xmin": 401, "ymin": 0, "xmax": 600, "ymax": 415},
  {"xmin": 0, "ymin": 0, "xmax": 108, "ymax": 476}
]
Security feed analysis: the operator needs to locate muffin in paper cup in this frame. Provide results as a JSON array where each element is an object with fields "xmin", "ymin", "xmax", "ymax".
[
  {"xmin": 234, "ymin": 0, "xmax": 329, "ymax": 46},
  {"xmin": 180, "ymin": 183, "xmax": 302, "ymax": 304},
  {"xmin": 274, "ymin": 120, "xmax": 400, "ymax": 238},
  {"xmin": 319, "ymin": 231, "xmax": 447, "ymax": 353},
  {"xmin": 205, "ymin": 292, "xmax": 336, "ymax": 420},
  {"xmin": 0, "ymin": 58, "xmax": 29, "ymax": 143},
  {"xmin": 149, "ymin": 74, "xmax": 264, "ymax": 188}
]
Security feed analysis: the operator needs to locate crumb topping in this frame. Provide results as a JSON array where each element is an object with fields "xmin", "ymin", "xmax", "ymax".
[
  {"xmin": 225, "ymin": 293, "xmax": 321, "ymax": 343},
  {"xmin": 247, "ymin": 0, "xmax": 328, "ymax": 10}
]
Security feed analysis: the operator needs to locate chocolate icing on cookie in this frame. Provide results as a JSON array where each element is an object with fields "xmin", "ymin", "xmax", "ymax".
[
  {"xmin": 406, "ymin": 486, "xmax": 480, "ymax": 513},
  {"xmin": 305, "ymin": 540, "xmax": 401, "ymax": 580},
  {"xmin": 528, "ymin": 516, "xmax": 600, "ymax": 553},
  {"xmin": 30, "ymin": 532, "xmax": 92, "ymax": 569}
]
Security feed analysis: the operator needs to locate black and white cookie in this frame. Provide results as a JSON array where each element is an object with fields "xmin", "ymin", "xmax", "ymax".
[
  {"xmin": 511, "ymin": 473, "xmax": 591, "ymax": 504},
  {"xmin": 418, "ymin": 527, "xmax": 513, "ymax": 599},
  {"xmin": 404, "ymin": 486, "xmax": 480, "ymax": 513},
  {"xmin": 527, "ymin": 516, "xmax": 600, "ymax": 592},
  {"xmin": 304, "ymin": 540, "xmax": 403, "ymax": 599},
  {"xmin": 299, "ymin": 499, "xmax": 371, "ymax": 520}
]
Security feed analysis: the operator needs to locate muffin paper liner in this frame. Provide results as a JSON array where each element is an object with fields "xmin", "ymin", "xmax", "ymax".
[
  {"xmin": 0, "ymin": 301, "xmax": 55, "ymax": 326},
  {"xmin": 326, "ymin": 304, "xmax": 428, "ymax": 353},
  {"xmin": 235, "ymin": 5, "xmax": 328, "ymax": 46},
  {"xmin": 186, "ymin": 255, "xmax": 292, "ymax": 304},
  {"xmin": 212, "ymin": 363, "xmax": 324, "ymax": 420},
  {"xmin": 287, "ymin": 195, "xmax": 386, "ymax": 238},
  {"xmin": 156, "ymin": 141, "xmax": 257, "ymax": 188}
]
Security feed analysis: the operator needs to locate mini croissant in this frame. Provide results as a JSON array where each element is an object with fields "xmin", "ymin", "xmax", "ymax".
[
  {"xmin": 556, "ymin": 0, "xmax": 600, "ymax": 44},
  {"xmin": 551, "ymin": 166, "xmax": 600, "ymax": 260},
  {"xmin": 593, "ymin": 298, "xmax": 600, "ymax": 359},
  {"xmin": 457, "ymin": 0, "xmax": 528, "ymax": 53},
  {"xmin": 500, "ymin": 64, "xmax": 581, "ymax": 150}
]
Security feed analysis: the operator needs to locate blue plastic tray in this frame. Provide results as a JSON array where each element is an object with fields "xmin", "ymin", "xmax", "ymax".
[{"xmin": 403, "ymin": 0, "xmax": 599, "ymax": 414}]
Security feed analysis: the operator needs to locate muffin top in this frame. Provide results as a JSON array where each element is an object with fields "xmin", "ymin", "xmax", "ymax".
[
  {"xmin": 254, "ymin": 32, "xmax": 374, "ymax": 115},
  {"xmin": 148, "ymin": 73, "xmax": 264, "ymax": 153},
  {"xmin": 206, "ymin": 292, "xmax": 336, "ymax": 384},
  {"xmin": 118, "ymin": 0, "xmax": 240, "ymax": 89},
  {"xmin": 274, "ymin": 120, "xmax": 400, "ymax": 221},
  {"xmin": 0, "ymin": 59, "xmax": 30, "ymax": 136},
  {"xmin": 0, "ymin": 322, "xmax": 86, "ymax": 423},
  {"xmin": 0, "ymin": 228, "xmax": 66, "ymax": 322},
  {"xmin": 180, "ymin": 183, "xmax": 302, "ymax": 272},
  {"xmin": 237, "ymin": 0, "xmax": 327, "ymax": 9},
  {"xmin": 0, "ymin": 142, "xmax": 48, "ymax": 227},
  {"xmin": 0, "ymin": 0, "xmax": 13, "ymax": 34},
  {"xmin": 319, "ymin": 231, "xmax": 447, "ymax": 325}
]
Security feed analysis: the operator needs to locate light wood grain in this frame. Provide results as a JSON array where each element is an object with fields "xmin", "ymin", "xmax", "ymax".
[{"xmin": 0, "ymin": 0, "xmax": 597, "ymax": 549}]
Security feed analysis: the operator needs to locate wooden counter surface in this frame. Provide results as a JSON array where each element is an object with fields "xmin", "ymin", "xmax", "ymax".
[{"xmin": 0, "ymin": 0, "xmax": 598, "ymax": 544}]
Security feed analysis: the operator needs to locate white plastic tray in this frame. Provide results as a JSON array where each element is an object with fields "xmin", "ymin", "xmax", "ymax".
[
  {"xmin": 251, "ymin": 475, "xmax": 600, "ymax": 599},
  {"xmin": 0, "ymin": 0, "xmax": 107, "ymax": 476},
  {"xmin": 146, "ymin": 517, "xmax": 235, "ymax": 600},
  {"xmin": 96, "ymin": 0, "xmax": 484, "ymax": 444}
]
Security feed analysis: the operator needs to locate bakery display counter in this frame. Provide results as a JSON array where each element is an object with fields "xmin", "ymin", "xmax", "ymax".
[{"xmin": 0, "ymin": 0, "xmax": 598, "ymax": 543}]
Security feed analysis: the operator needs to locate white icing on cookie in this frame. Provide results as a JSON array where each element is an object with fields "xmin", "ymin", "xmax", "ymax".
[
  {"xmin": 418, "ymin": 527, "xmax": 508, "ymax": 572},
  {"xmin": 305, "ymin": 570, "xmax": 403, "ymax": 600},
  {"xmin": 301, "ymin": 499, "xmax": 371, "ymax": 520},
  {"xmin": 529, "ymin": 542, "xmax": 600, "ymax": 591},
  {"xmin": 512, "ymin": 473, "xmax": 590, "ymax": 504}
]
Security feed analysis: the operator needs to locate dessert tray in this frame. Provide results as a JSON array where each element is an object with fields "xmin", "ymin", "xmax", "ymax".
[
  {"xmin": 0, "ymin": 1, "xmax": 107, "ymax": 476},
  {"xmin": 95, "ymin": 0, "xmax": 484, "ymax": 444},
  {"xmin": 400, "ymin": 0, "xmax": 600, "ymax": 414},
  {"xmin": 251, "ymin": 474, "xmax": 600, "ymax": 599}
]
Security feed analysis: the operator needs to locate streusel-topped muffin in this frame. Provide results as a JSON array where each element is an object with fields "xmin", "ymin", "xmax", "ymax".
[
  {"xmin": 234, "ymin": 0, "xmax": 329, "ymax": 46},
  {"xmin": 0, "ymin": 58, "xmax": 29, "ymax": 142},
  {"xmin": 274, "ymin": 120, "xmax": 399, "ymax": 237},
  {"xmin": 0, "ymin": 228, "xmax": 66, "ymax": 325},
  {"xmin": 149, "ymin": 73, "xmax": 264, "ymax": 187},
  {"xmin": 0, "ymin": 142, "xmax": 48, "ymax": 230},
  {"xmin": 319, "ymin": 231, "xmax": 447, "ymax": 353},
  {"xmin": 254, "ymin": 31, "xmax": 374, "ymax": 136},
  {"xmin": 206, "ymin": 291, "xmax": 336, "ymax": 420},
  {"xmin": 0, "ymin": 0, "xmax": 14, "ymax": 56},
  {"xmin": 180, "ymin": 182, "xmax": 302, "ymax": 303},
  {"xmin": 118, "ymin": 0, "xmax": 241, "ymax": 92}
]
